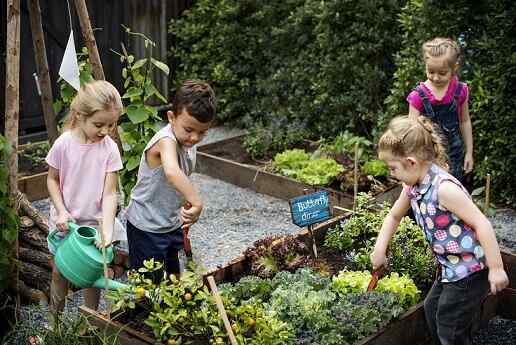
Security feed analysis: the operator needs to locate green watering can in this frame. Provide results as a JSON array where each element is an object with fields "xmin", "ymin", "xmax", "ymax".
[{"xmin": 47, "ymin": 223, "xmax": 128, "ymax": 290}]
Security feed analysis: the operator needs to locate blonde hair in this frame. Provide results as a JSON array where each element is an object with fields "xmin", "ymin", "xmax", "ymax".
[
  {"xmin": 64, "ymin": 80, "xmax": 123, "ymax": 129},
  {"xmin": 378, "ymin": 115, "xmax": 449, "ymax": 170},
  {"xmin": 422, "ymin": 37, "xmax": 462, "ymax": 71}
]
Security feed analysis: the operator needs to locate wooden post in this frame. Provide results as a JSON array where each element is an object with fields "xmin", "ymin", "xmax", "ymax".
[
  {"xmin": 73, "ymin": 0, "xmax": 123, "ymax": 154},
  {"xmin": 73, "ymin": 0, "xmax": 105, "ymax": 80},
  {"xmin": 28, "ymin": 0, "xmax": 58, "ymax": 145},
  {"xmin": 6, "ymin": 0, "xmax": 21, "ymax": 313},
  {"xmin": 484, "ymin": 173, "xmax": 491, "ymax": 214},
  {"xmin": 353, "ymin": 142, "xmax": 359, "ymax": 212}
]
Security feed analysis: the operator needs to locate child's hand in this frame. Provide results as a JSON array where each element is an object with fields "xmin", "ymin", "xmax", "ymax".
[
  {"xmin": 56, "ymin": 211, "xmax": 74, "ymax": 233},
  {"xmin": 95, "ymin": 230, "xmax": 113, "ymax": 249},
  {"xmin": 370, "ymin": 249, "xmax": 387, "ymax": 271},
  {"xmin": 180, "ymin": 203, "xmax": 202, "ymax": 227},
  {"xmin": 488, "ymin": 268, "xmax": 509, "ymax": 295},
  {"xmin": 464, "ymin": 153, "xmax": 474, "ymax": 174}
]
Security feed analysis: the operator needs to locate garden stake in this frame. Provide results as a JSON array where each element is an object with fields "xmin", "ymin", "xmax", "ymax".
[
  {"xmin": 484, "ymin": 173, "xmax": 491, "ymax": 214},
  {"xmin": 207, "ymin": 276, "xmax": 238, "ymax": 345},
  {"xmin": 303, "ymin": 189, "xmax": 318, "ymax": 259},
  {"xmin": 97, "ymin": 218, "xmax": 111, "ymax": 320},
  {"xmin": 353, "ymin": 142, "xmax": 359, "ymax": 213}
]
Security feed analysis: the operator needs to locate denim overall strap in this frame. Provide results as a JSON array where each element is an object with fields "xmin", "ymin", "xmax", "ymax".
[{"xmin": 415, "ymin": 86, "xmax": 436, "ymax": 119}]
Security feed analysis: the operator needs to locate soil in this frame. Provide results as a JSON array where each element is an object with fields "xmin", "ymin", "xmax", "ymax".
[{"xmin": 18, "ymin": 142, "xmax": 49, "ymax": 177}]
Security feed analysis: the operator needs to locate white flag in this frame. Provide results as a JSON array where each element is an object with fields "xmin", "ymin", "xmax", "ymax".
[{"xmin": 59, "ymin": 30, "xmax": 80, "ymax": 91}]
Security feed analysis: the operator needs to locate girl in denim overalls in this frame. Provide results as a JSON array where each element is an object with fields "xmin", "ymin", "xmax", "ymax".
[
  {"xmin": 407, "ymin": 37, "xmax": 473, "ymax": 182},
  {"xmin": 371, "ymin": 116, "xmax": 508, "ymax": 345}
]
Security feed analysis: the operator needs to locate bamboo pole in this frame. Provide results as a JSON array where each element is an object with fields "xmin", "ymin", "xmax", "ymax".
[
  {"xmin": 73, "ymin": 0, "xmax": 123, "ymax": 155},
  {"xmin": 27, "ymin": 0, "xmax": 58, "ymax": 145},
  {"xmin": 353, "ymin": 142, "xmax": 359, "ymax": 212},
  {"xmin": 73, "ymin": 0, "xmax": 105, "ymax": 80},
  {"xmin": 484, "ymin": 173, "xmax": 491, "ymax": 214},
  {"xmin": 207, "ymin": 276, "xmax": 238, "ymax": 345},
  {"xmin": 6, "ymin": 0, "xmax": 21, "ymax": 313}
]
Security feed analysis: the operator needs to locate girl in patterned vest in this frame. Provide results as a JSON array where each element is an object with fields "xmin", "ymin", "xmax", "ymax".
[
  {"xmin": 407, "ymin": 37, "xmax": 473, "ymax": 182},
  {"xmin": 370, "ymin": 115, "xmax": 508, "ymax": 345}
]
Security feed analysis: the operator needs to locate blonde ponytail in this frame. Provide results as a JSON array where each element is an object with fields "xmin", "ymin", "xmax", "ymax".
[{"xmin": 379, "ymin": 115, "xmax": 448, "ymax": 170}]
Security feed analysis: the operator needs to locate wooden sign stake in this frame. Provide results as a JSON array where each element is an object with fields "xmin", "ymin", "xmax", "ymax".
[
  {"xmin": 303, "ymin": 188, "xmax": 318, "ymax": 259},
  {"xmin": 484, "ymin": 173, "xmax": 491, "ymax": 214},
  {"xmin": 353, "ymin": 142, "xmax": 359, "ymax": 212}
]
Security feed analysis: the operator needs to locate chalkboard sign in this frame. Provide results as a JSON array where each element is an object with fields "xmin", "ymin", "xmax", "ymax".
[{"xmin": 289, "ymin": 191, "xmax": 331, "ymax": 227}]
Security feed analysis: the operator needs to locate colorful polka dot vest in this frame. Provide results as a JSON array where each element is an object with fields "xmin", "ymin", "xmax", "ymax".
[{"xmin": 407, "ymin": 164, "xmax": 486, "ymax": 282}]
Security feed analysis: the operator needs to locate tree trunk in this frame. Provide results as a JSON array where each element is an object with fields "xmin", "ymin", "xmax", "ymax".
[
  {"xmin": 27, "ymin": 0, "xmax": 58, "ymax": 144},
  {"xmin": 16, "ymin": 191, "xmax": 49, "ymax": 234},
  {"xmin": 19, "ymin": 245, "xmax": 51, "ymax": 269},
  {"xmin": 19, "ymin": 226, "xmax": 49, "ymax": 251}
]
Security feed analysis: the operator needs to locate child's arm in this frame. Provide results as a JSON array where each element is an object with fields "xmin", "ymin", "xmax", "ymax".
[
  {"xmin": 371, "ymin": 189, "xmax": 411, "ymax": 270},
  {"xmin": 408, "ymin": 105, "xmax": 421, "ymax": 120},
  {"xmin": 98, "ymin": 171, "xmax": 118, "ymax": 248},
  {"xmin": 460, "ymin": 101, "xmax": 474, "ymax": 173},
  {"xmin": 439, "ymin": 181, "xmax": 509, "ymax": 294},
  {"xmin": 159, "ymin": 137, "xmax": 203, "ymax": 224},
  {"xmin": 47, "ymin": 166, "xmax": 73, "ymax": 232}
]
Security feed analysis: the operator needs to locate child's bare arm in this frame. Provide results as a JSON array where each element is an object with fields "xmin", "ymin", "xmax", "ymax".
[
  {"xmin": 159, "ymin": 138, "xmax": 203, "ymax": 220},
  {"xmin": 460, "ymin": 101, "xmax": 474, "ymax": 173},
  {"xmin": 439, "ymin": 181, "xmax": 508, "ymax": 294},
  {"xmin": 99, "ymin": 171, "xmax": 118, "ymax": 248},
  {"xmin": 408, "ymin": 105, "xmax": 421, "ymax": 120},
  {"xmin": 47, "ymin": 167, "xmax": 72, "ymax": 232},
  {"xmin": 371, "ymin": 188, "xmax": 411, "ymax": 269}
]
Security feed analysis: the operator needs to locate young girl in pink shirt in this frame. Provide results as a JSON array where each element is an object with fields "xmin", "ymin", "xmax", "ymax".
[
  {"xmin": 45, "ymin": 80, "xmax": 123, "ymax": 320},
  {"xmin": 407, "ymin": 37, "xmax": 473, "ymax": 182}
]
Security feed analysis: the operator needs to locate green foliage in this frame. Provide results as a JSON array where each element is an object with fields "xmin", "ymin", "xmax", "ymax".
[
  {"xmin": 171, "ymin": 0, "xmax": 403, "ymax": 138},
  {"xmin": 316, "ymin": 131, "xmax": 373, "ymax": 161},
  {"xmin": 376, "ymin": 272, "xmax": 420, "ymax": 309},
  {"xmin": 243, "ymin": 120, "xmax": 309, "ymax": 160},
  {"xmin": 114, "ymin": 26, "xmax": 169, "ymax": 203},
  {"xmin": 272, "ymin": 149, "xmax": 344, "ymax": 186},
  {"xmin": 19, "ymin": 141, "xmax": 50, "ymax": 168},
  {"xmin": 362, "ymin": 160, "xmax": 390, "ymax": 178},
  {"xmin": 0, "ymin": 135, "xmax": 19, "ymax": 294},
  {"xmin": 331, "ymin": 270, "xmax": 372, "ymax": 294},
  {"xmin": 384, "ymin": 0, "xmax": 516, "ymax": 206}
]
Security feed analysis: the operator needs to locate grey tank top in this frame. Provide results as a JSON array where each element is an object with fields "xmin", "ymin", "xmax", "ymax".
[{"xmin": 126, "ymin": 124, "xmax": 196, "ymax": 233}]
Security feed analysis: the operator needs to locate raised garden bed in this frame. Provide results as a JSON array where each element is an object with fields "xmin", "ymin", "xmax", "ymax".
[
  {"xmin": 17, "ymin": 141, "xmax": 50, "ymax": 201},
  {"xmin": 80, "ymin": 215, "xmax": 516, "ymax": 345},
  {"xmin": 196, "ymin": 135, "xmax": 401, "ymax": 209}
]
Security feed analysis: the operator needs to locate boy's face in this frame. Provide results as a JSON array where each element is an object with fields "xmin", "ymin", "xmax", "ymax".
[{"xmin": 168, "ymin": 109, "xmax": 211, "ymax": 148}]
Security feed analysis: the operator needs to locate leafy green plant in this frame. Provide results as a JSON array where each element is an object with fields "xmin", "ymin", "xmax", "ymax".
[
  {"xmin": 0, "ymin": 135, "xmax": 18, "ymax": 294},
  {"xmin": 316, "ymin": 131, "xmax": 373, "ymax": 161},
  {"xmin": 376, "ymin": 272, "xmax": 420, "ymax": 309},
  {"xmin": 244, "ymin": 235, "xmax": 311, "ymax": 279},
  {"xmin": 113, "ymin": 26, "xmax": 169, "ymax": 203},
  {"xmin": 362, "ymin": 159, "xmax": 389, "ymax": 178},
  {"xmin": 19, "ymin": 141, "xmax": 50, "ymax": 169},
  {"xmin": 273, "ymin": 149, "xmax": 310, "ymax": 177},
  {"xmin": 331, "ymin": 270, "xmax": 372, "ymax": 294}
]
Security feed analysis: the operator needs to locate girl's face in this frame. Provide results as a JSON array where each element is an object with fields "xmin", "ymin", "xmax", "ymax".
[
  {"xmin": 380, "ymin": 152, "xmax": 422, "ymax": 186},
  {"xmin": 168, "ymin": 109, "xmax": 211, "ymax": 148},
  {"xmin": 425, "ymin": 55, "xmax": 455, "ymax": 89},
  {"xmin": 77, "ymin": 109, "xmax": 119, "ymax": 144}
]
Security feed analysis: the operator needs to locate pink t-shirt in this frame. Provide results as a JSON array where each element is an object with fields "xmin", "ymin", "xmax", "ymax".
[
  {"xmin": 406, "ymin": 76, "xmax": 469, "ymax": 120},
  {"xmin": 45, "ymin": 131, "xmax": 123, "ymax": 228}
]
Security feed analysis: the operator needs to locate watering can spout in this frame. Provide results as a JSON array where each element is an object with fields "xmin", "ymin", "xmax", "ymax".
[{"xmin": 93, "ymin": 277, "xmax": 128, "ymax": 290}]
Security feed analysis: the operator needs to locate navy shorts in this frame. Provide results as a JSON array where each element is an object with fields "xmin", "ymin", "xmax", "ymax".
[{"xmin": 126, "ymin": 220, "xmax": 183, "ymax": 281}]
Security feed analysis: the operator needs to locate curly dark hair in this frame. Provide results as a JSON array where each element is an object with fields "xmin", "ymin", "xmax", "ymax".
[{"xmin": 171, "ymin": 80, "xmax": 216, "ymax": 123}]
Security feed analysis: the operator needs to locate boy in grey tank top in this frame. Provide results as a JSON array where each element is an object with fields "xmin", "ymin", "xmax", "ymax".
[{"xmin": 126, "ymin": 81, "xmax": 216, "ymax": 280}]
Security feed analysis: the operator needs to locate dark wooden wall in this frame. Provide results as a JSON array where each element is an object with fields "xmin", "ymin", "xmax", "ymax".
[{"xmin": 1, "ymin": 0, "xmax": 193, "ymax": 142}]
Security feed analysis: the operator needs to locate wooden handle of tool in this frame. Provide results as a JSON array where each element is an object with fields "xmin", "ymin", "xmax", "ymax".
[
  {"xmin": 367, "ymin": 267, "xmax": 384, "ymax": 292},
  {"xmin": 207, "ymin": 276, "xmax": 238, "ymax": 345},
  {"xmin": 97, "ymin": 218, "xmax": 111, "ymax": 319},
  {"xmin": 183, "ymin": 202, "xmax": 193, "ymax": 256}
]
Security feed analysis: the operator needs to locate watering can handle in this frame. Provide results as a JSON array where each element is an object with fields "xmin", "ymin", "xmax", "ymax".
[{"xmin": 47, "ymin": 222, "xmax": 80, "ymax": 249}]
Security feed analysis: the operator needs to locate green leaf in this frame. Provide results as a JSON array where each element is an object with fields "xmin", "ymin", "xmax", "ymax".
[
  {"xmin": 126, "ymin": 104, "xmax": 149, "ymax": 124},
  {"xmin": 122, "ymin": 87, "xmax": 144, "ymax": 99},
  {"xmin": 132, "ymin": 58, "xmax": 147, "ymax": 70},
  {"xmin": 151, "ymin": 58, "xmax": 170, "ymax": 75},
  {"xmin": 126, "ymin": 156, "xmax": 140, "ymax": 171}
]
